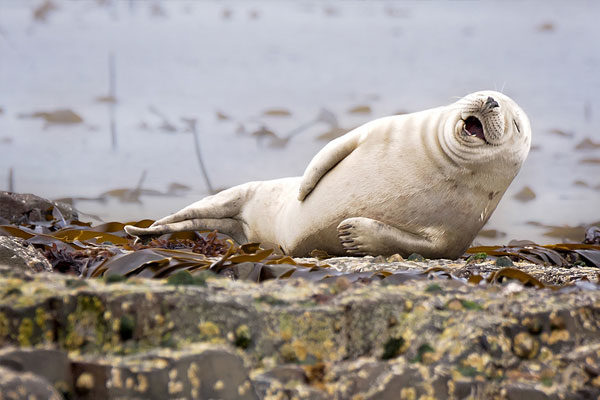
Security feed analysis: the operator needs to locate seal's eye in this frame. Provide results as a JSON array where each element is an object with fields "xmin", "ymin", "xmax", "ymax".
[
  {"xmin": 513, "ymin": 119, "xmax": 520, "ymax": 133},
  {"xmin": 464, "ymin": 116, "xmax": 485, "ymax": 141}
]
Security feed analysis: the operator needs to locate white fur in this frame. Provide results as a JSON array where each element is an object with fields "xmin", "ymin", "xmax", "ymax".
[{"xmin": 125, "ymin": 91, "xmax": 531, "ymax": 258}]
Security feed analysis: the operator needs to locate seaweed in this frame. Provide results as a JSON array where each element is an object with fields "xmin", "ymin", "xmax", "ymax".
[
  {"xmin": 466, "ymin": 240, "xmax": 600, "ymax": 268},
  {"xmin": 1, "ymin": 209, "xmax": 599, "ymax": 290}
]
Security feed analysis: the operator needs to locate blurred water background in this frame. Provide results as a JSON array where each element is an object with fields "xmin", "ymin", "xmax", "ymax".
[{"xmin": 0, "ymin": 0, "xmax": 599, "ymax": 245}]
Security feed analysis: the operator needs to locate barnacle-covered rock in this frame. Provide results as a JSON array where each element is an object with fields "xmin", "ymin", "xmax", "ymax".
[
  {"xmin": 0, "ymin": 347, "xmax": 73, "ymax": 394},
  {"xmin": 0, "ymin": 236, "xmax": 52, "ymax": 272},
  {"xmin": 0, "ymin": 191, "xmax": 76, "ymax": 226},
  {"xmin": 0, "ymin": 365, "xmax": 63, "ymax": 400},
  {"xmin": 1, "ymin": 256, "xmax": 600, "ymax": 398},
  {"xmin": 71, "ymin": 344, "xmax": 257, "ymax": 399}
]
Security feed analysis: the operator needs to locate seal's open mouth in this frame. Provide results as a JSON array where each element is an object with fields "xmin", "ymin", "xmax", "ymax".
[{"xmin": 464, "ymin": 116, "xmax": 486, "ymax": 141}]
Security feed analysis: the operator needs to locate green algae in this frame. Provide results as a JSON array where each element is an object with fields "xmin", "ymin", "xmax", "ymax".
[
  {"xmin": 105, "ymin": 274, "xmax": 128, "ymax": 284},
  {"xmin": 166, "ymin": 270, "xmax": 207, "ymax": 286},
  {"xmin": 234, "ymin": 324, "xmax": 251, "ymax": 349},
  {"xmin": 64, "ymin": 295, "xmax": 107, "ymax": 351},
  {"xmin": 66, "ymin": 279, "xmax": 88, "ymax": 288},
  {"xmin": 460, "ymin": 300, "xmax": 483, "ymax": 310},
  {"xmin": 198, "ymin": 321, "xmax": 221, "ymax": 342},
  {"xmin": 0, "ymin": 312, "xmax": 9, "ymax": 344},
  {"xmin": 35, "ymin": 307, "xmax": 48, "ymax": 328},
  {"xmin": 255, "ymin": 295, "xmax": 286, "ymax": 306},
  {"xmin": 542, "ymin": 377, "xmax": 554, "ymax": 387},
  {"xmin": 274, "ymin": 311, "xmax": 339, "ymax": 362},
  {"xmin": 34, "ymin": 307, "xmax": 54, "ymax": 344},
  {"xmin": 279, "ymin": 343, "xmax": 299, "ymax": 363},
  {"xmin": 457, "ymin": 365, "xmax": 478, "ymax": 377},
  {"xmin": 425, "ymin": 283, "xmax": 442, "ymax": 293},
  {"xmin": 5, "ymin": 287, "xmax": 22, "ymax": 296},
  {"xmin": 119, "ymin": 315, "xmax": 135, "ymax": 341},
  {"xmin": 495, "ymin": 256, "xmax": 514, "ymax": 267},
  {"xmin": 18, "ymin": 318, "xmax": 34, "ymax": 346},
  {"xmin": 407, "ymin": 253, "xmax": 425, "ymax": 261},
  {"xmin": 411, "ymin": 343, "xmax": 434, "ymax": 363},
  {"xmin": 466, "ymin": 252, "xmax": 488, "ymax": 263},
  {"xmin": 382, "ymin": 337, "xmax": 405, "ymax": 360},
  {"xmin": 160, "ymin": 332, "xmax": 177, "ymax": 348}
]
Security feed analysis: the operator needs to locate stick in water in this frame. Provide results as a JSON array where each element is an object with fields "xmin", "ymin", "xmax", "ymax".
[
  {"xmin": 8, "ymin": 167, "xmax": 14, "ymax": 192},
  {"xmin": 182, "ymin": 118, "xmax": 215, "ymax": 194}
]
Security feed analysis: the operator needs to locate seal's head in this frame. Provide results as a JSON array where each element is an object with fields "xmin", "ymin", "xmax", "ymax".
[{"xmin": 442, "ymin": 91, "xmax": 532, "ymax": 168}]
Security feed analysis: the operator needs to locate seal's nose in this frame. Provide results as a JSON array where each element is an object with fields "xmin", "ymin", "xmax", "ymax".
[{"xmin": 485, "ymin": 96, "xmax": 499, "ymax": 109}]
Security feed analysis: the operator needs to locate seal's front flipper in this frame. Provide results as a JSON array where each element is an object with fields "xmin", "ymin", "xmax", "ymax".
[
  {"xmin": 336, "ymin": 217, "xmax": 444, "ymax": 258},
  {"xmin": 297, "ymin": 126, "xmax": 368, "ymax": 201}
]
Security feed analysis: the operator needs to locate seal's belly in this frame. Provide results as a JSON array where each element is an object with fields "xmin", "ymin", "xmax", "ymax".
[{"xmin": 287, "ymin": 147, "xmax": 487, "ymax": 255}]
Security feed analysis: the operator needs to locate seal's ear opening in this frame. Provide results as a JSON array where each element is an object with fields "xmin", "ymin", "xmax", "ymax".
[{"xmin": 464, "ymin": 116, "xmax": 485, "ymax": 141}]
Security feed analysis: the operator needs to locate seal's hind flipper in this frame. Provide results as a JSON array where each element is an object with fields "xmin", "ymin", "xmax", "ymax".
[
  {"xmin": 336, "ymin": 217, "xmax": 448, "ymax": 258},
  {"xmin": 124, "ymin": 217, "xmax": 246, "ymax": 245},
  {"xmin": 123, "ymin": 184, "xmax": 255, "ymax": 244}
]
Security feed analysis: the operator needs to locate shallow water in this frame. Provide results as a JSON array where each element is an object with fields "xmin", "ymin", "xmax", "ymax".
[{"xmin": 0, "ymin": 0, "xmax": 599, "ymax": 245}]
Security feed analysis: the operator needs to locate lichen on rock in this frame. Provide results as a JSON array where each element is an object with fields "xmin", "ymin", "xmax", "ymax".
[{"xmin": 1, "ymin": 191, "xmax": 600, "ymax": 398}]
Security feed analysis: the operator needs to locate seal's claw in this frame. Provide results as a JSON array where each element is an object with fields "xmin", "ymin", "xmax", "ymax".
[
  {"xmin": 338, "ymin": 230, "xmax": 362, "ymax": 254},
  {"xmin": 343, "ymin": 244, "xmax": 366, "ymax": 256},
  {"xmin": 337, "ymin": 217, "xmax": 385, "ymax": 256},
  {"xmin": 123, "ymin": 225, "xmax": 158, "ymax": 245},
  {"xmin": 123, "ymin": 225, "xmax": 141, "ymax": 237},
  {"xmin": 337, "ymin": 221, "xmax": 362, "ymax": 256},
  {"xmin": 124, "ymin": 224, "xmax": 159, "ymax": 238}
]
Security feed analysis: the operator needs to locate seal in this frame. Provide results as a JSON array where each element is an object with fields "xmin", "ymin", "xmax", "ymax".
[{"xmin": 125, "ymin": 91, "xmax": 531, "ymax": 258}]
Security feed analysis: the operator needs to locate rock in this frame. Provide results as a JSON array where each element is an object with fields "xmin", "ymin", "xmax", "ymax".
[
  {"xmin": 0, "ymin": 191, "xmax": 77, "ymax": 226},
  {"xmin": 0, "ymin": 366, "xmax": 63, "ymax": 400},
  {"xmin": 512, "ymin": 332, "xmax": 540, "ymax": 359},
  {"xmin": 2, "ymin": 191, "xmax": 600, "ymax": 398},
  {"xmin": 71, "ymin": 344, "xmax": 257, "ymax": 400},
  {"xmin": 450, "ymin": 379, "xmax": 487, "ymax": 399},
  {"xmin": 0, "ymin": 236, "xmax": 52, "ymax": 272},
  {"xmin": 504, "ymin": 383, "xmax": 560, "ymax": 400},
  {"xmin": 253, "ymin": 364, "xmax": 327, "ymax": 400},
  {"xmin": 257, "ymin": 364, "xmax": 307, "ymax": 384},
  {"xmin": 255, "ymin": 375, "xmax": 328, "ymax": 400},
  {"xmin": 0, "ymin": 347, "xmax": 73, "ymax": 395},
  {"xmin": 327, "ymin": 359, "xmax": 388, "ymax": 398},
  {"xmin": 363, "ymin": 364, "xmax": 427, "ymax": 399},
  {"xmin": 496, "ymin": 256, "xmax": 514, "ymax": 267},
  {"xmin": 585, "ymin": 226, "xmax": 600, "ymax": 244},
  {"xmin": 302, "ymin": 256, "xmax": 600, "ymax": 286},
  {"xmin": 71, "ymin": 360, "xmax": 109, "ymax": 399},
  {"xmin": 0, "ymin": 243, "xmax": 599, "ymax": 398}
]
